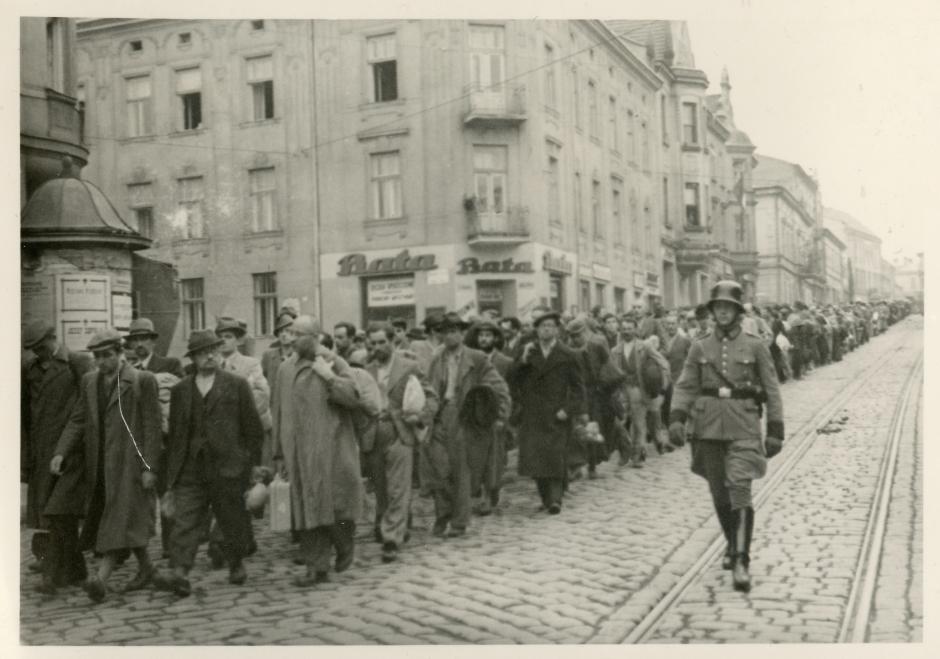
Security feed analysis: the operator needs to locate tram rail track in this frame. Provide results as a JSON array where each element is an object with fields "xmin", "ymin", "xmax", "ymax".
[{"xmin": 620, "ymin": 323, "xmax": 922, "ymax": 644}]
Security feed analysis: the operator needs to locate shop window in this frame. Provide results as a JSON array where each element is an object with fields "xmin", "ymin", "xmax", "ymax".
[
  {"xmin": 253, "ymin": 272, "xmax": 278, "ymax": 336},
  {"xmin": 177, "ymin": 176, "xmax": 205, "ymax": 239},
  {"xmin": 176, "ymin": 67, "xmax": 202, "ymax": 131},
  {"xmin": 125, "ymin": 74, "xmax": 152, "ymax": 137},
  {"xmin": 368, "ymin": 34, "xmax": 398, "ymax": 103},
  {"xmin": 370, "ymin": 151, "xmax": 402, "ymax": 219},
  {"xmin": 246, "ymin": 55, "xmax": 274, "ymax": 121},
  {"xmin": 469, "ymin": 24, "xmax": 505, "ymax": 91},
  {"xmin": 181, "ymin": 278, "xmax": 205, "ymax": 334},
  {"xmin": 249, "ymin": 167, "xmax": 277, "ymax": 232}
]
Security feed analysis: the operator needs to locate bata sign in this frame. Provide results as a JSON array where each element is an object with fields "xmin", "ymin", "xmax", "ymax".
[
  {"xmin": 457, "ymin": 257, "xmax": 534, "ymax": 275},
  {"xmin": 338, "ymin": 250, "xmax": 437, "ymax": 277}
]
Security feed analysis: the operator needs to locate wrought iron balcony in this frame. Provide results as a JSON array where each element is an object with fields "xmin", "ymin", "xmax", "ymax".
[
  {"xmin": 464, "ymin": 84, "xmax": 527, "ymax": 127},
  {"xmin": 466, "ymin": 203, "xmax": 530, "ymax": 246}
]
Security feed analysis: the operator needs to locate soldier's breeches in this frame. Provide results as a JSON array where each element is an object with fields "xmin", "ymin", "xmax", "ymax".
[{"xmin": 692, "ymin": 438, "xmax": 767, "ymax": 510}]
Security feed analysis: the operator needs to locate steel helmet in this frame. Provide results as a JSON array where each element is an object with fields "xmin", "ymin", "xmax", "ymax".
[{"xmin": 708, "ymin": 280, "xmax": 745, "ymax": 313}]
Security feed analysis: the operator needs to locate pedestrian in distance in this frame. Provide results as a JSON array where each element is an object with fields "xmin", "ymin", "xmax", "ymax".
[
  {"xmin": 668, "ymin": 280, "xmax": 785, "ymax": 592},
  {"xmin": 50, "ymin": 329, "xmax": 162, "ymax": 603},
  {"xmin": 153, "ymin": 330, "xmax": 265, "ymax": 597}
]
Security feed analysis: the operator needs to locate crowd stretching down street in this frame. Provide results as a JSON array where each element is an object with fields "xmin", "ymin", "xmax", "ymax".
[{"xmin": 21, "ymin": 276, "xmax": 917, "ymax": 606}]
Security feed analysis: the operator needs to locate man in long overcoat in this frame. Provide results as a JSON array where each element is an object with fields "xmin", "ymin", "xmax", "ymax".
[
  {"xmin": 565, "ymin": 317, "xmax": 613, "ymax": 479},
  {"xmin": 507, "ymin": 309, "xmax": 586, "ymax": 513},
  {"xmin": 21, "ymin": 320, "xmax": 92, "ymax": 593},
  {"xmin": 152, "ymin": 330, "xmax": 264, "ymax": 597},
  {"xmin": 50, "ymin": 329, "xmax": 162, "ymax": 603},
  {"xmin": 272, "ymin": 316, "xmax": 363, "ymax": 587},
  {"xmin": 423, "ymin": 313, "xmax": 510, "ymax": 537}
]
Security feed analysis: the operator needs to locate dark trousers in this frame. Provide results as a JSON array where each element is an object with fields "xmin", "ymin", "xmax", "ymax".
[
  {"xmin": 170, "ymin": 453, "xmax": 252, "ymax": 571},
  {"xmin": 432, "ymin": 403, "xmax": 471, "ymax": 530},
  {"xmin": 298, "ymin": 521, "xmax": 355, "ymax": 573},
  {"xmin": 661, "ymin": 384, "xmax": 673, "ymax": 427},
  {"xmin": 535, "ymin": 478, "xmax": 564, "ymax": 508},
  {"xmin": 43, "ymin": 516, "xmax": 86, "ymax": 585}
]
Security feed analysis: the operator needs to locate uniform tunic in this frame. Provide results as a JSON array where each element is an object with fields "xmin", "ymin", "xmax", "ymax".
[{"xmin": 671, "ymin": 325, "xmax": 783, "ymax": 509}]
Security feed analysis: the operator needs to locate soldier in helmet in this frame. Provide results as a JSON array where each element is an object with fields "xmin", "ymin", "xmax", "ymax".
[{"xmin": 667, "ymin": 280, "xmax": 784, "ymax": 592}]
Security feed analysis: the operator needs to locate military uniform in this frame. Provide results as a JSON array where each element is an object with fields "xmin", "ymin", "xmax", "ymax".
[{"xmin": 669, "ymin": 280, "xmax": 784, "ymax": 592}]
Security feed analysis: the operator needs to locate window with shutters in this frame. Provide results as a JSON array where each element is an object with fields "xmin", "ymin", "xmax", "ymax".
[
  {"xmin": 249, "ymin": 167, "xmax": 277, "ymax": 232},
  {"xmin": 246, "ymin": 56, "xmax": 274, "ymax": 120},
  {"xmin": 176, "ymin": 67, "xmax": 203, "ymax": 131},
  {"xmin": 181, "ymin": 278, "xmax": 205, "ymax": 334},
  {"xmin": 177, "ymin": 176, "xmax": 205, "ymax": 239},
  {"xmin": 367, "ymin": 34, "xmax": 398, "ymax": 103},
  {"xmin": 253, "ymin": 273, "xmax": 277, "ymax": 336},
  {"xmin": 370, "ymin": 151, "xmax": 402, "ymax": 219},
  {"xmin": 469, "ymin": 25, "xmax": 505, "ymax": 91},
  {"xmin": 473, "ymin": 146, "xmax": 507, "ymax": 216},
  {"xmin": 125, "ymin": 75, "xmax": 152, "ymax": 137}
]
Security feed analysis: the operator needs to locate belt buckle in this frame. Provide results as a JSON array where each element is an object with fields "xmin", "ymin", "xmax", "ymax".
[{"xmin": 718, "ymin": 386, "xmax": 732, "ymax": 399}]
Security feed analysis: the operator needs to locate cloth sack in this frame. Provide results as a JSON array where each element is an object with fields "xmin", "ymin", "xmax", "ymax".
[
  {"xmin": 268, "ymin": 474, "xmax": 291, "ymax": 532},
  {"xmin": 402, "ymin": 374, "xmax": 426, "ymax": 417}
]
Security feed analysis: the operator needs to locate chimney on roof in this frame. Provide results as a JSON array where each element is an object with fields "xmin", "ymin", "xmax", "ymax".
[
  {"xmin": 645, "ymin": 32, "xmax": 655, "ymax": 62},
  {"xmin": 663, "ymin": 24, "xmax": 675, "ymax": 66}
]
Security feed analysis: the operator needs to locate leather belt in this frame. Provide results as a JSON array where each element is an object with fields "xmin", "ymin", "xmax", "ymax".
[{"xmin": 701, "ymin": 387, "xmax": 755, "ymax": 400}]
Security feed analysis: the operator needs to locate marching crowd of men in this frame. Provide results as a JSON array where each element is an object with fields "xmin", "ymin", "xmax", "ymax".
[{"xmin": 21, "ymin": 287, "xmax": 916, "ymax": 601}]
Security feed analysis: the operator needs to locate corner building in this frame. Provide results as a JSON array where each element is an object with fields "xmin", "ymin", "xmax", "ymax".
[{"xmin": 314, "ymin": 20, "xmax": 667, "ymax": 328}]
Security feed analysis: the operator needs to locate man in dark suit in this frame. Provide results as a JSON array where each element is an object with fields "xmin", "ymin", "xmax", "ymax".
[
  {"xmin": 124, "ymin": 318, "xmax": 183, "ymax": 377},
  {"xmin": 153, "ymin": 330, "xmax": 264, "ymax": 597},
  {"xmin": 507, "ymin": 309, "xmax": 586, "ymax": 513}
]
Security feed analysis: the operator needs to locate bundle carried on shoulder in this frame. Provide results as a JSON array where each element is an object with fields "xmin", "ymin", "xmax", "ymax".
[{"xmin": 402, "ymin": 374, "xmax": 426, "ymax": 417}]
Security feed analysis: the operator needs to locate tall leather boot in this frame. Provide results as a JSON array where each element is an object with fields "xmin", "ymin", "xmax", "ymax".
[
  {"xmin": 732, "ymin": 507, "xmax": 754, "ymax": 592},
  {"xmin": 715, "ymin": 504, "xmax": 735, "ymax": 570}
]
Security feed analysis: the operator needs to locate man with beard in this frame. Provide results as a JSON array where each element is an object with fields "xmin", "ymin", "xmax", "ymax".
[
  {"xmin": 50, "ymin": 329, "xmax": 162, "ymax": 602},
  {"xmin": 364, "ymin": 324, "xmax": 436, "ymax": 562},
  {"xmin": 499, "ymin": 316, "xmax": 523, "ymax": 358},
  {"xmin": 463, "ymin": 319, "xmax": 513, "ymax": 514},
  {"xmin": 22, "ymin": 321, "xmax": 92, "ymax": 593},
  {"xmin": 273, "ymin": 317, "xmax": 363, "ymax": 587},
  {"xmin": 153, "ymin": 330, "xmax": 264, "ymax": 597},
  {"xmin": 332, "ymin": 322, "xmax": 357, "ymax": 361},
  {"xmin": 508, "ymin": 309, "xmax": 586, "ymax": 513},
  {"xmin": 424, "ymin": 313, "xmax": 509, "ymax": 536},
  {"xmin": 668, "ymin": 281, "xmax": 784, "ymax": 592}
]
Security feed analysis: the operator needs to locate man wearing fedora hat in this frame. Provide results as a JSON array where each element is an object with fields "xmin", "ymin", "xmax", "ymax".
[
  {"xmin": 507, "ymin": 308, "xmax": 586, "ymax": 513},
  {"xmin": 262, "ymin": 308, "xmax": 298, "ymax": 391},
  {"xmin": 50, "ymin": 329, "xmax": 162, "ymax": 602},
  {"xmin": 152, "ymin": 330, "xmax": 265, "ymax": 597},
  {"xmin": 124, "ymin": 318, "xmax": 184, "ymax": 378},
  {"xmin": 423, "ymin": 312, "xmax": 510, "ymax": 537},
  {"xmin": 21, "ymin": 320, "xmax": 93, "ymax": 593}
]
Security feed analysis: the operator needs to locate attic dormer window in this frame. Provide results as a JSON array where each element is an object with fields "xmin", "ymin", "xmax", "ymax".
[
  {"xmin": 251, "ymin": 20, "xmax": 265, "ymax": 31},
  {"xmin": 179, "ymin": 32, "xmax": 191, "ymax": 45},
  {"xmin": 130, "ymin": 40, "xmax": 143, "ymax": 52}
]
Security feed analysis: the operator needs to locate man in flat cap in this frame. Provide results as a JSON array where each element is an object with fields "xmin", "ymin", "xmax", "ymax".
[
  {"xmin": 272, "ymin": 316, "xmax": 364, "ymax": 587},
  {"xmin": 50, "ymin": 329, "xmax": 162, "ymax": 602},
  {"xmin": 21, "ymin": 320, "xmax": 93, "ymax": 593},
  {"xmin": 153, "ymin": 330, "xmax": 265, "ymax": 597}
]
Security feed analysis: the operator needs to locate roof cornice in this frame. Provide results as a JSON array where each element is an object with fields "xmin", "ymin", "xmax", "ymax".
[
  {"xmin": 583, "ymin": 20, "xmax": 664, "ymax": 90},
  {"xmin": 753, "ymin": 185, "xmax": 816, "ymax": 228}
]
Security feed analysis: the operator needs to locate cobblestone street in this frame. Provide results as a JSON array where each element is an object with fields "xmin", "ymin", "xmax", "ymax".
[{"xmin": 20, "ymin": 319, "xmax": 923, "ymax": 645}]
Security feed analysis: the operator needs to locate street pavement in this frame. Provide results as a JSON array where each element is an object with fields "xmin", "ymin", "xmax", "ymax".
[{"xmin": 19, "ymin": 319, "xmax": 923, "ymax": 645}]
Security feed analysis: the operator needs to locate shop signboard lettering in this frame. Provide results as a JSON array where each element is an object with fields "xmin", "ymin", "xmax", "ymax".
[
  {"xmin": 367, "ymin": 277, "xmax": 416, "ymax": 307},
  {"xmin": 338, "ymin": 250, "xmax": 437, "ymax": 277},
  {"xmin": 542, "ymin": 251, "xmax": 573, "ymax": 275},
  {"xmin": 457, "ymin": 257, "xmax": 533, "ymax": 275}
]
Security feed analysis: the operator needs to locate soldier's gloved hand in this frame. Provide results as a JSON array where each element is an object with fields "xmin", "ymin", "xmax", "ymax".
[
  {"xmin": 765, "ymin": 421, "xmax": 785, "ymax": 459},
  {"xmin": 668, "ymin": 422, "xmax": 686, "ymax": 447}
]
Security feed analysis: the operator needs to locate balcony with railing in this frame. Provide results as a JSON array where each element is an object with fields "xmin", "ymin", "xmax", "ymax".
[
  {"xmin": 465, "ymin": 200, "xmax": 530, "ymax": 246},
  {"xmin": 463, "ymin": 84, "xmax": 527, "ymax": 128}
]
